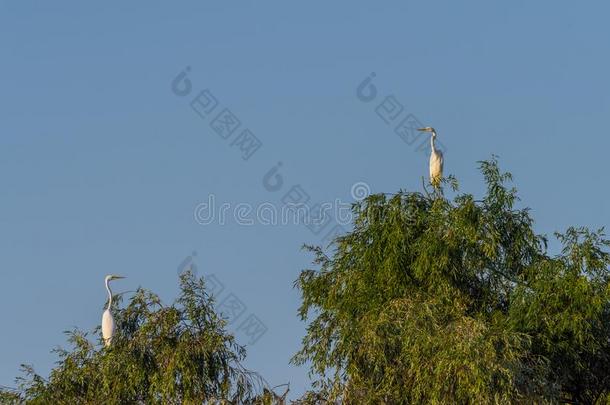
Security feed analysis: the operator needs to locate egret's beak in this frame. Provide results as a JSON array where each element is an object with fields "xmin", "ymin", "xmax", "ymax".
[
  {"xmin": 113, "ymin": 276, "xmax": 126, "ymax": 280},
  {"xmin": 417, "ymin": 128, "xmax": 428, "ymax": 132}
]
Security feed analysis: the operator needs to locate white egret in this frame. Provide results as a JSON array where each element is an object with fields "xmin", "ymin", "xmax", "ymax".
[
  {"xmin": 102, "ymin": 274, "xmax": 125, "ymax": 347},
  {"xmin": 418, "ymin": 127, "xmax": 444, "ymax": 188}
]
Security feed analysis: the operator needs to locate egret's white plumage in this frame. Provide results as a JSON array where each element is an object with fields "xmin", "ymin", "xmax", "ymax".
[
  {"xmin": 418, "ymin": 127, "xmax": 444, "ymax": 187},
  {"xmin": 102, "ymin": 275, "xmax": 124, "ymax": 347}
]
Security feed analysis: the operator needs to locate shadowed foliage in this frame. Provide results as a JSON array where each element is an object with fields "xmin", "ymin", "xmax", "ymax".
[{"xmin": 293, "ymin": 159, "xmax": 610, "ymax": 404}]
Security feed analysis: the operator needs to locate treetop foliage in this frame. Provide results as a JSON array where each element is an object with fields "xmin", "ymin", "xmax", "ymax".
[
  {"xmin": 3, "ymin": 158, "xmax": 610, "ymax": 404},
  {"xmin": 1, "ymin": 272, "xmax": 284, "ymax": 404},
  {"xmin": 292, "ymin": 158, "xmax": 610, "ymax": 404}
]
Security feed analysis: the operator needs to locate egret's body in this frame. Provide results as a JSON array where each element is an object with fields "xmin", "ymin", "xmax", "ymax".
[
  {"xmin": 102, "ymin": 275, "xmax": 124, "ymax": 347},
  {"xmin": 418, "ymin": 127, "xmax": 444, "ymax": 187},
  {"xmin": 101, "ymin": 307, "xmax": 114, "ymax": 346}
]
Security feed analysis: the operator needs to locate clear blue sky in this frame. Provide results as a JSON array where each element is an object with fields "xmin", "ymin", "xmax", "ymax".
[{"xmin": 1, "ymin": 1, "xmax": 609, "ymax": 397}]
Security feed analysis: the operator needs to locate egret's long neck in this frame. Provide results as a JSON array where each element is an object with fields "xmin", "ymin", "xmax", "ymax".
[
  {"xmin": 105, "ymin": 279, "xmax": 112, "ymax": 310},
  {"xmin": 430, "ymin": 132, "xmax": 437, "ymax": 153}
]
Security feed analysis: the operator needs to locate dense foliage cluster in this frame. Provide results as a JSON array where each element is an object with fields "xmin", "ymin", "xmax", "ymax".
[
  {"xmin": 293, "ymin": 159, "xmax": 610, "ymax": 404},
  {"xmin": 3, "ymin": 159, "xmax": 610, "ymax": 404},
  {"xmin": 0, "ymin": 273, "xmax": 279, "ymax": 404}
]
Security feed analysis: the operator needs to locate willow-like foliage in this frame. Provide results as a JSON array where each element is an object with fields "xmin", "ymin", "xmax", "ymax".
[
  {"xmin": 3, "ymin": 272, "xmax": 276, "ymax": 405},
  {"xmin": 3, "ymin": 159, "xmax": 610, "ymax": 404},
  {"xmin": 293, "ymin": 159, "xmax": 610, "ymax": 404}
]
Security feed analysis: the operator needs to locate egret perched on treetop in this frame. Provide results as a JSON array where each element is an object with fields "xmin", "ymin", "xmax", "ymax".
[
  {"xmin": 418, "ymin": 127, "xmax": 444, "ymax": 188},
  {"xmin": 102, "ymin": 274, "xmax": 125, "ymax": 347}
]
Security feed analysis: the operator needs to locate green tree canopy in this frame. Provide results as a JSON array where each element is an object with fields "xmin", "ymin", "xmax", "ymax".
[
  {"xmin": 1, "ymin": 272, "xmax": 284, "ymax": 404},
  {"xmin": 293, "ymin": 159, "xmax": 610, "ymax": 404},
  {"xmin": 3, "ymin": 159, "xmax": 610, "ymax": 404}
]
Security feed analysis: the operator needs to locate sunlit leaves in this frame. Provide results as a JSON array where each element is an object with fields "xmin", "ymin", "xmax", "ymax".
[
  {"xmin": 4, "ymin": 272, "xmax": 270, "ymax": 404},
  {"xmin": 294, "ymin": 159, "xmax": 610, "ymax": 404}
]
